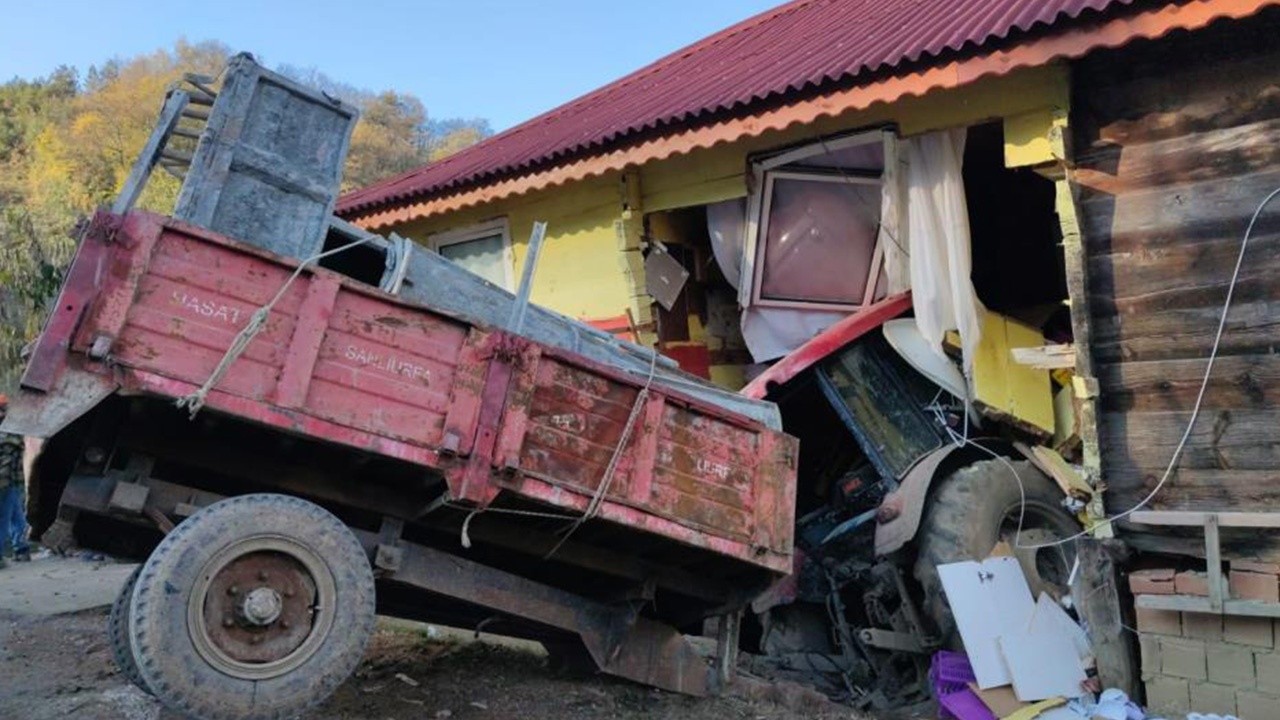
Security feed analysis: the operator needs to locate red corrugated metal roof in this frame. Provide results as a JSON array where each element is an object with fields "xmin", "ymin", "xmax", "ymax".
[{"xmin": 338, "ymin": 0, "xmax": 1137, "ymax": 216}]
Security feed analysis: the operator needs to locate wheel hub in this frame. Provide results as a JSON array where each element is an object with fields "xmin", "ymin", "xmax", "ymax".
[
  {"xmin": 188, "ymin": 536, "xmax": 336, "ymax": 680},
  {"xmin": 241, "ymin": 587, "xmax": 284, "ymax": 626}
]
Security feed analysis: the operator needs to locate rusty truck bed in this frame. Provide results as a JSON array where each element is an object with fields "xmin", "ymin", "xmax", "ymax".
[{"xmin": 20, "ymin": 210, "xmax": 797, "ymax": 574}]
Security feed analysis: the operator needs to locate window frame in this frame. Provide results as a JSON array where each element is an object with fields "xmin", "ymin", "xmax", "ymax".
[
  {"xmin": 740, "ymin": 129, "xmax": 894, "ymax": 312},
  {"xmin": 427, "ymin": 218, "xmax": 515, "ymax": 291}
]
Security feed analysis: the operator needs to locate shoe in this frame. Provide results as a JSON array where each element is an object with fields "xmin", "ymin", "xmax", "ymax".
[
  {"xmin": 0, "ymin": 557, "xmax": 7, "ymax": 569},
  {"xmin": 14, "ymin": 548, "xmax": 30, "ymax": 562}
]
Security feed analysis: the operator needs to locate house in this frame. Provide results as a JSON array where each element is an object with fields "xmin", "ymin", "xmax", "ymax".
[{"xmin": 339, "ymin": 0, "xmax": 1280, "ymax": 712}]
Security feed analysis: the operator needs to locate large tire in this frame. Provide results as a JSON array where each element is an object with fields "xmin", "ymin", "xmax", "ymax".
[
  {"xmin": 129, "ymin": 494, "xmax": 376, "ymax": 720},
  {"xmin": 108, "ymin": 565, "xmax": 151, "ymax": 694},
  {"xmin": 913, "ymin": 459, "xmax": 1079, "ymax": 645}
]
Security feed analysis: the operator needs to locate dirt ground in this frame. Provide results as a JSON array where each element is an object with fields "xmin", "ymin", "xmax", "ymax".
[{"xmin": 0, "ymin": 585, "xmax": 860, "ymax": 720}]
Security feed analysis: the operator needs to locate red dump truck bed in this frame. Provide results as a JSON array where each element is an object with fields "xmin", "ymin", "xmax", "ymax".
[{"xmin": 21, "ymin": 210, "xmax": 797, "ymax": 574}]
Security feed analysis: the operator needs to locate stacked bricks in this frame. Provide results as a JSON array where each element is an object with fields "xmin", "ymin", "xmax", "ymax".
[{"xmin": 1131, "ymin": 563, "xmax": 1280, "ymax": 719}]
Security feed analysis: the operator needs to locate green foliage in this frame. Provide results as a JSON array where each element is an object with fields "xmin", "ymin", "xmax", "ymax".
[{"xmin": 0, "ymin": 42, "xmax": 490, "ymax": 390}]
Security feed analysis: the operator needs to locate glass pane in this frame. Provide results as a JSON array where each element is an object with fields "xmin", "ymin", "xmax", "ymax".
[
  {"xmin": 440, "ymin": 234, "xmax": 507, "ymax": 288},
  {"xmin": 759, "ymin": 177, "xmax": 880, "ymax": 305}
]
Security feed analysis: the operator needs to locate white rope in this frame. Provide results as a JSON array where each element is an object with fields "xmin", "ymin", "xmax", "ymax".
[
  {"xmin": 547, "ymin": 350, "xmax": 660, "ymax": 559},
  {"xmin": 453, "ymin": 345, "xmax": 662, "ymax": 557},
  {"xmin": 175, "ymin": 235, "xmax": 376, "ymax": 418}
]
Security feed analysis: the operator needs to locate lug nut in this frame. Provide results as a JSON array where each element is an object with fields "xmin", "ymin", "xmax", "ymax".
[
  {"xmin": 281, "ymin": 620, "xmax": 291, "ymax": 629},
  {"xmin": 258, "ymin": 571, "xmax": 269, "ymax": 581},
  {"xmin": 223, "ymin": 617, "xmax": 234, "ymax": 628},
  {"xmin": 251, "ymin": 636, "xmax": 262, "ymax": 645},
  {"xmin": 227, "ymin": 586, "xmax": 239, "ymax": 595}
]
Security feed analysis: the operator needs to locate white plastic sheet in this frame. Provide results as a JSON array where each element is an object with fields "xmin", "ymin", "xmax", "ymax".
[{"xmin": 905, "ymin": 129, "xmax": 984, "ymax": 376}]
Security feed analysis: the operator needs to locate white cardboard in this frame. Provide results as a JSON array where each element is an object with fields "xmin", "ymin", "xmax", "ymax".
[
  {"xmin": 936, "ymin": 556, "xmax": 1036, "ymax": 688},
  {"xmin": 998, "ymin": 629, "xmax": 1087, "ymax": 701}
]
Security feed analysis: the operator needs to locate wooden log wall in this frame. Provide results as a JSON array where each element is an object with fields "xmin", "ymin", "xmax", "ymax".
[{"xmin": 1071, "ymin": 8, "xmax": 1280, "ymax": 554}]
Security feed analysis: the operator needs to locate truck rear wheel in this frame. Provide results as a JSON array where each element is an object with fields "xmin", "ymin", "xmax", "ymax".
[
  {"xmin": 912, "ymin": 459, "xmax": 1078, "ymax": 645},
  {"xmin": 129, "ymin": 494, "xmax": 376, "ymax": 720},
  {"xmin": 108, "ymin": 565, "xmax": 151, "ymax": 694}
]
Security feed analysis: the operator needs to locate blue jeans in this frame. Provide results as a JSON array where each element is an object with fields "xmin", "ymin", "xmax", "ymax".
[{"xmin": 0, "ymin": 484, "xmax": 29, "ymax": 556}]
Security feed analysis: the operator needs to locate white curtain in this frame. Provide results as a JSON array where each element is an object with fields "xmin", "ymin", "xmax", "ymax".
[{"xmin": 905, "ymin": 128, "xmax": 984, "ymax": 376}]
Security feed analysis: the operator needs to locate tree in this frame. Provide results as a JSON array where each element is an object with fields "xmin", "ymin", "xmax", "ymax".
[{"xmin": 0, "ymin": 42, "xmax": 491, "ymax": 390}]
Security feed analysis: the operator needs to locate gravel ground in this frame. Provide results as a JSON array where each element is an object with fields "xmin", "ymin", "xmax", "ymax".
[{"xmin": 0, "ymin": 606, "xmax": 861, "ymax": 720}]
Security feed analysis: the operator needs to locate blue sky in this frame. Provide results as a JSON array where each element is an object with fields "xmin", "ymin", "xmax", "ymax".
[{"xmin": 0, "ymin": 0, "xmax": 781, "ymax": 131}]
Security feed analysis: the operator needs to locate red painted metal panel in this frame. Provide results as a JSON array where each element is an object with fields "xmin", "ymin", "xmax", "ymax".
[
  {"xmin": 274, "ymin": 275, "xmax": 340, "ymax": 409},
  {"xmin": 338, "ymin": 0, "xmax": 1135, "ymax": 216},
  {"xmin": 51, "ymin": 210, "xmax": 796, "ymax": 573},
  {"xmin": 742, "ymin": 292, "xmax": 912, "ymax": 399}
]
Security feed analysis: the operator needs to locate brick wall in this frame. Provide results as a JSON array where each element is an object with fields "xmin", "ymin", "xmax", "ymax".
[{"xmin": 1137, "ymin": 607, "xmax": 1280, "ymax": 719}]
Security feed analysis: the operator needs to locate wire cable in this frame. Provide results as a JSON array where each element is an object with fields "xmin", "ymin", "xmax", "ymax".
[{"xmin": 1004, "ymin": 185, "xmax": 1280, "ymax": 550}]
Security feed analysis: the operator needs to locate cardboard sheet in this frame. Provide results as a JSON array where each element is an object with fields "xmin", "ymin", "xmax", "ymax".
[{"xmin": 937, "ymin": 557, "xmax": 1036, "ymax": 688}]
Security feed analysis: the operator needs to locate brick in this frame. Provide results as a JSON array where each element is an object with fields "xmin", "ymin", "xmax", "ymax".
[
  {"xmin": 1231, "ymin": 571, "xmax": 1280, "ymax": 603},
  {"xmin": 1131, "ymin": 568, "xmax": 1177, "ymax": 595},
  {"xmin": 1258, "ymin": 652, "xmax": 1280, "ymax": 694},
  {"xmin": 1163, "ymin": 638, "xmax": 1209, "ymax": 680},
  {"xmin": 1140, "ymin": 634, "xmax": 1162, "ymax": 679},
  {"xmin": 1238, "ymin": 689, "xmax": 1280, "ymax": 720},
  {"xmin": 1208, "ymin": 642, "xmax": 1256, "ymax": 687},
  {"xmin": 1226, "ymin": 616, "xmax": 1275, "ymax": 647},
  {"xmin": 1136, "ymin": 606, "xmax": 1183, "ymax": 636},
  {"xmin": 1190, "ymin": 681, "xmax": 1238, "ymax": 715},
  {"xmin": 1235, "ymin": 561, "xmax": 1280, "ymax": 575},
  {"xmin": 1146, "ymin": 677, "xmax": 1190, "ymax": 716},
  {"xmin": 1177, "ymin": 571, "xmax": 1217, "ymax": 597},
  {"xmin": 1185, "ymin": 612, "xmax": 1225, "ymax": 641}
]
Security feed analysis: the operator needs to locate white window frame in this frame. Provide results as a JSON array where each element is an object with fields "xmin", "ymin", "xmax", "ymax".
[
  {"xmin": 427, "ymin": 218, "xmax": 515, "ymax": 291},
  {"xmin": 739, "ymin": 129, "xmax": 895, "ymax": 311}
]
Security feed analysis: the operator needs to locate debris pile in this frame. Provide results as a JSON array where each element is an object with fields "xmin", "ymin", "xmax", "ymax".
[{"xmin": 927, "ymin": 548, "xmax": 1240, "ymax": 720}]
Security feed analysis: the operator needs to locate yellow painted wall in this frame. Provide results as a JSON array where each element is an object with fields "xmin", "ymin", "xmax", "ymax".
[
  {"xmin": 382, "ymin": 63, "xmax": 1071, "ymax": 342},
  {"xmin": 391, "ymin": 171, "xmax": 648, "ymax": 325}
]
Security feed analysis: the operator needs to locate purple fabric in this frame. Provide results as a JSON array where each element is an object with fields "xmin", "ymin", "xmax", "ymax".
[
  {"xmin": 940, "ymin": 689, "xmax": 998, "ymax": 720},
  {"xmin": 931, "ymin": 651, "xmax": 988, "ymax": 720}
]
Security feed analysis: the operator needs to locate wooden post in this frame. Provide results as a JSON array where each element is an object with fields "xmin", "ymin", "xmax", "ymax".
[{"xmin": 507, "ymin": 221, "xmax": 548, "ymax": 334}]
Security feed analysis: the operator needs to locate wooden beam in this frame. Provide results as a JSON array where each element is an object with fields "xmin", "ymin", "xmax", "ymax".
[
  {"xmin": 1130, "ymin": 510, "xmax": 1280, "ymax": 528},
  {"xmin": 1011, "ymin": 344, "xmax": 1076, "ymax": 370}
]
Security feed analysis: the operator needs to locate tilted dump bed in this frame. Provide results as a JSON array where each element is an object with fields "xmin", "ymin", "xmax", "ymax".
[{"xmin": 19, "ymin": 210, "xmax": 797, "ymax": 575}]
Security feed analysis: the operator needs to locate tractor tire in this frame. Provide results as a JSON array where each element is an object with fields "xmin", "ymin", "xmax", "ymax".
[
  {"xmin": 129, "ymin": 494, "xmax": 376, "ymax": 720},
  {"xmin": 912, "ymin": 459, "xmax": 1079, "ymax": 645},
  {"xmin": 108, "ymin": 565, "xmax": 151, "ymax": 695}
]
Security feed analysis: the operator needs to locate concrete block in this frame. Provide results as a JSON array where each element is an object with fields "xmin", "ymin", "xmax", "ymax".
[
  {"xmin": 1131, "ymin": 568, "xmax": 1176, "ymax": 595},
  {"xmin": 1140, "ymin": 634, "xmax": 1162, "ymax": 679},
  {"xmin": 1145, "ymin": 677, "xmax": 1190, "ymax": 716},
  {"xmin": 1162, "ymin": 638, "xmax": 1208, "ymax": 680},
  {"xmin": 1185, "ymin": 612, "xmax": 1225, "ymax": 641},
  {"xmin": 1231, "ymin": 571, "xmax": 1280, "ymax": 603},
  {"xmin": 1237, "ymin": 689, "xmax": 1280, "ymax": 720},
  {"xmin": 1208, "ymin": 642, "xmax": 1256, "ymax": 687},
  {"xmin": 1225, "ymin": 615, "xmax": 1274, "ymax": 647},
  {"xmin": 1190, "ymin": 681, "xmax": 1237, "ymax": 715},
  {"xmin": 1257, "ymin": 652, "xmax": 1280, "ymax": 694},
  {"xmin": 1136, "ymin": 606, "xmax": 1183, "ymax": 636}
]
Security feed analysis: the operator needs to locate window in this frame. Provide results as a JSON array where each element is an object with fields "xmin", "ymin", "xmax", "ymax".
[
  {"xmin": 427, "ymin": 219, "xmax": 514, "ymax": 290},
  {"xmin": 741, "ymin": 130, "xmax": 894, "ymax": 311}
]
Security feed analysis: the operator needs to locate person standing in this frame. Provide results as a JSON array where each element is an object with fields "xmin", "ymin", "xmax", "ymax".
[{"xmin": 0, "ymin": 396, "xmax": 30, "ymax": 566}]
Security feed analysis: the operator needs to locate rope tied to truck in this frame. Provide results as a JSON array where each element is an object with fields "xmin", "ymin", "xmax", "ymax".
[
  {"xmin": 175, "ymin": 235, "xmax": 377, "ymax": 418},
  {"xmin": 453, "ymin": 348, "xmax": 660, "ymax": 559}
]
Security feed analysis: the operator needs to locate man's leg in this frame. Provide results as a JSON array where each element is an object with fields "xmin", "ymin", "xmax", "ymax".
[
  {"xmin": 0, "ymin": 486, "xmax": 12, "ymax": 568},
  {"xmin": 10, "ymin": 483, "xmax": 30, "ymax": 560}
]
